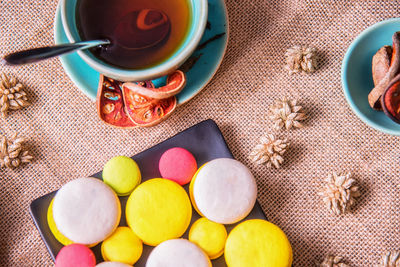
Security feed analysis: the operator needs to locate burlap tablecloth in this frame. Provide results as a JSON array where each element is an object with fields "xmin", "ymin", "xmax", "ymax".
[{"xmin": 0, "ymin": 0, "xmax": 399, "ymax": 266}]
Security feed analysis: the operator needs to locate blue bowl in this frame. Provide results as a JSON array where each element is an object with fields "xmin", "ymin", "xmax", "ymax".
[{"xmin": 342, "ymin": 18, "xmax": 400, "ymax": 135}]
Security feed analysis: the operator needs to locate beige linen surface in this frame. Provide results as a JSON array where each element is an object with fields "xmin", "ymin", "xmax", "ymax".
[{"xmin": 0, "ymin": 0, "xmax": 399, "ymax": 266}]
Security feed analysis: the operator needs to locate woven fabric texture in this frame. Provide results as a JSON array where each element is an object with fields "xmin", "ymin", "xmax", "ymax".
[{"xmin": 0, "ymin": 0, "xmax": 399, "ymax": 266}]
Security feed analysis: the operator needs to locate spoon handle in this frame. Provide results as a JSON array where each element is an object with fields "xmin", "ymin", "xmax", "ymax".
[{"xmin": 2, "ymin": 40, "xmax": 110, "ymax": 65}]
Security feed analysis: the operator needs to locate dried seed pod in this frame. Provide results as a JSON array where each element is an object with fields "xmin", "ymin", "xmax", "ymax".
[
  {"xmin": 249, "ymin": 134, "xmax": 289, "ymax": 168},
  {"xmin": 269, "ymin": 97, "xmax": 307, "ymax": 130},
  {"xmin": 0, "ymin": 133, "xmax": 33, "ymax": 169},
  {"xmin": 377, "ymin": 250, "xmax": 400, "ymax": 267},
  {"xmin": 285, "ymin": 45, "xmax": 318, "ymax": 74},
  {"xmin": 318, "ymin": 172, "xmax": 361, "ymax": 215},
  {"xmin": 320, "ymin": 255, "xmax": 350, "ymax": 267},
  {"xmin": 0, "ymin": 72, "xmax": 30, "ymax": 117}
]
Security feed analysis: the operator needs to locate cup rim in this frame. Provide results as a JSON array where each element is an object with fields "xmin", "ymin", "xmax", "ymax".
[{"xmin": 60, "ymin": 0, "xmax": 208, "ymax": 81}]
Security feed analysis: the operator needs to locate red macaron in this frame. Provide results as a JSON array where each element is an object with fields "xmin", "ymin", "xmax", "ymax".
[
  {"xmin": 159, "ymin": 147, "xmax": 197, "ymax": 185},
  {"xmin": 55, "ymin": 243, "xmax": 96, "ymax": 267}
]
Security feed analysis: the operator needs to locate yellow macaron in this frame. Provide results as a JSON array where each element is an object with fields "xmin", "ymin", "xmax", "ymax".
[
  {"xmin": 224, "ymin": 219, "xmax": 293, "ymax": 267},
  {"xmin": 126, "ymin": 178, "xmax": 192, "ymax": 246},
  {"xmin": 47, "ymin": 198, "xmax": 73, "ymax": 246},
  {"xmin": 189, "ymin": 217, "xmax": 227, "ymax": 259},
  {"xmin": 189, "ymin": 165, "xmax": 205, "ymax": 216},
  {"xmin": 101, "ymin": 226, "xmax": 143, "ymax": 265},
  {"xmin": 103, "ymin": 156, "xmax": 141, "ymax": 196}
]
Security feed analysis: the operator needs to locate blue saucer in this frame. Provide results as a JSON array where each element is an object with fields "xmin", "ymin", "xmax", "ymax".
[
  {"xmin": 54, "ymin": 1, "xmax": 229, "ymax": 104},
  {"xmin": 342, "ymin": 18, "xmax": 400, "ymax": 135}
]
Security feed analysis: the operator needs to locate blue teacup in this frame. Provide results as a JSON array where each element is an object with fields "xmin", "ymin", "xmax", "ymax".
[{"xmin": 60, "ymin": 0, "xmax": 207, "ymax": 82}]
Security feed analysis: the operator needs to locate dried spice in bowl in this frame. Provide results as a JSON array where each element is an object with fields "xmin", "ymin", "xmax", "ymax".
[
  {"xmin": 382, "ymin": 74, "xmax": 400, "ymax": 123},
  {"xmin": 368, "ymin": 31, "xmax": 400, "ymax": 124}
]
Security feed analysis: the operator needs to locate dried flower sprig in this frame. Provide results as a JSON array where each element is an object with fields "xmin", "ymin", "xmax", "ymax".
[
  {"xmin": 0, "ymin": 72, "xmax": 30, "ymax": 118},
  {"xmin": 377, "ymin": 251, "xmax": 400, "ymax": 267},
  {"xmin": 249, "ymin": 134, "xmax": 289, "ymax": 168},
  {"xmin": 269, "ymin": 97, "xmax": 307, "ymax": 130},
  {"xmin": 285, "ymin": 45, "xmax": 318, "ymax": 74},
  {"xmin": 318, "ymin": 172, "xmax": 361, "ymax": 215},
  {"xmin": 0, "ymin": 132, "xmax": 33, "ymax": 169},
  {"xmin": 320, "ymin": 255, "xmax": 350, "ymax": 267}
]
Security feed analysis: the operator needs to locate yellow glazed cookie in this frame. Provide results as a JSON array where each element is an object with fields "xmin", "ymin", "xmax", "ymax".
[
  {"xmin": 126, "ymin": 178, "xmax": 192, "ymax": 246},
  {"xmin": 189, "ymin": 217, "xmax": 227, "ymax": 259},
  {"xmin": 103, "ymin": 156, "xmax": 141, "ymax": 196},
  {"xmin": 101, "ymin": 226, "xmax": 142, "ymax": 265},
  {"xmin": 224, "ymin": 219, "xmax": 293, "ymax": 267}
]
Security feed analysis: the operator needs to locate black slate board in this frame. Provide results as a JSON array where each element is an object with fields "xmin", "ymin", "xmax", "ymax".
[{"xmin": 30, "ymin": 119, "xmax": 267, "ymax": 266}]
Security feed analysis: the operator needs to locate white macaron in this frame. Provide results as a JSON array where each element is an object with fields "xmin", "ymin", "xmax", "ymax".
[
  {"xmin": 52, "ymin": 177, "xmax": 121, "ymax": 245},
  {"xmin": 191, "ymin": 158, "xmax": 257, "ymax": 224},
  {"xmin": 146, "ymin": 239, "xmax": 211, "ymax": 267}
]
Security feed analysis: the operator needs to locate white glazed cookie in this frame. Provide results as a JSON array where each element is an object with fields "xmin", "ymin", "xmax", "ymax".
[
  {"xmin": 146, "ymin": 239, "xmax": 211, "ymax": 267},
  {"xmin": 53, "ymin": 177, "xmax": 121, "ymax": 244},
  {"xmin": 96, "ymin": 262, "xmax": 132, "ymax": 267},
  {"xmin": 192, "ymin": 158, "xmax": 257, "ymax": 224}
]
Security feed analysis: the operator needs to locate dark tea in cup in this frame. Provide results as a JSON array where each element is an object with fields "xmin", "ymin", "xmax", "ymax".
[{"xmin": 76, "ymin": 0, "xmax": 191, "ymax": 69}]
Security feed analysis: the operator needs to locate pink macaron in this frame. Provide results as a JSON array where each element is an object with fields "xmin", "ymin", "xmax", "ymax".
[
  {"xmin": 159, "ymin": 147, "xmax": 197, "ymax": 185},
  {"xmin": 55, "ymin": 244, "xmax": 96, "ymax": 267}
]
